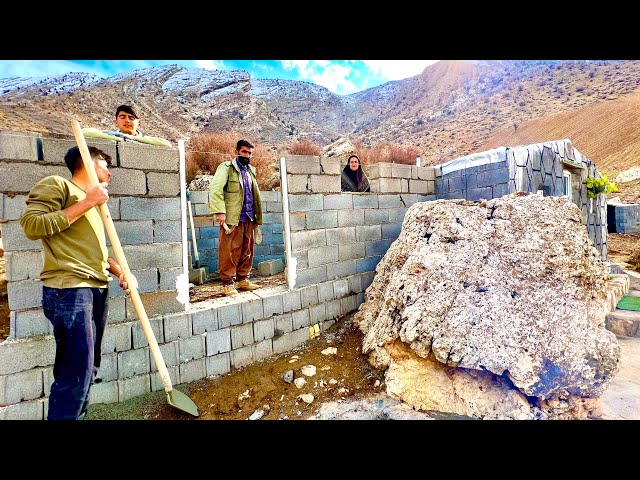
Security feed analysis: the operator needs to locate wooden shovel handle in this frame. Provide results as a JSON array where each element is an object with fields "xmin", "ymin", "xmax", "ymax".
[{"xmin": 71, "ymin": 120, "xmax": 173, "ymax": 394}]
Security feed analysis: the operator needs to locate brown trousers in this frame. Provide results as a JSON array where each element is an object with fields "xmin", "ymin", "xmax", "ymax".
[{"xmin": 218, "ymin": 220, "xmax": 255, "ymax": 285}]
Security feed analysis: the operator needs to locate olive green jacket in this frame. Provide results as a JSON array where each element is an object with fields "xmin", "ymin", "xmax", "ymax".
[{"xmin": 208, "ymin": 159, "xmax": 262, "ymax": 226}]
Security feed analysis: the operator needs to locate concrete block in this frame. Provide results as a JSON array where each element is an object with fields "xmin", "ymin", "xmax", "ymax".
[
  {"xmin": 356, "ymin": 225, "xmax": 382, "ymax": 242},
  {"xmin": 5, "ymin": 250, "xmax": 43, "ymax": 281},
  {"xmin": 356, "ymin": 256, "xmax": 383, "ymax": 273},
  {"xmin": 292, "ymin": 308, "xmax": 311, "ymax": 329},
  {"xmin": 10, "ymin": 308, "xmax": 51, "ymax": 339},
  {"xmin": 132, "ymin": 317, "xmax": 164, "ymax": 349},
  {"xmin": 117, "ymin": 347, "xmax": 151, "ymax": 379},
  {"xmin": 291, "ymin": 229, "xmax": 327, "ymax": 251},
  {"xmin": 241, "ymin": 298, "xmax": 264, "ymax": 323},
  {"xmin": 308, "ymin": 245, "xmax": 339, "ymax": 267},
  {"xmin": 0, "ymin": 399, "xmax": 43, "ymax": 420},
  {"xmin": 325, "ymin": 227, "xmax": 356, "ymax": 245},
  {"xmin": 120, "ymin": 242, "xmax": 182, "ymax": 270},
  {"xmin": 231, "ymin": 345, "xmax": 254, "ymax": 369},
  {"xmin": 159, "ymin": 267, "xmax": 182, "ymax": 291},
  {"xmin": 271, "ymin": 313, "xmax": 292, "ymax": 337},
  {"xmin": 309, "ymin": 303, "xmax": 327, "ymax": 324},
  {"xmin": 295, "ymin": 266, "xmax": 328, "ymax": 287},
  {"xmin": 126, "ymin": 291, "xmax": 183, "ymax": 320},
  {"xmin": 163, "ymin": 312, "xmax": 192, "ymax": 342},
  {"xmin": 300, "ymin": 285, "xmax": 318, "ymax": 308},
  {"xmin": 324, "ymin": 193, "xmax": 352, "ymax": 210},
  {"xmin": 1, "ymin": 194, "xmax": 27, "ymax": 221},
  {"xmin": 333, "ymin": 279, "xmax": 349, "ymax": 299},
  {"xmin": 326, "ymin": 260, "xmax": 357, "ymax": 279},
  {"xmin": 218, "ymin": 300, "xmax": 242, "ymax": 328},
  {"xmin": 231, "ymin": 323, "xmax": 254, "ymax": 349},
  {"xmin": 320, "ymin": 157, "xmax": 341, "ymax": 175},
  {"xmin": 118, "ymin": 142, "xmax": 177, "ymax": 171},
  {"xmin": 154, "ymin": 220, "xmax": 182, "ymax": 243},
  {"xmin": 364, "ymin": 209, "xmax": 389, "ymax": 225},
  {"xmin": 326, "ymin": 298, "xmax": 342, "ymax": 319},
  {"xmin": 108, "ymin": 168, "xmax": 147, "ymax": 196},
  {"xmin": 341, "ymin": 294, "xmax": 358, "ymax": 314},
  {"xmin": 309, "ymin": 175, "xmax": 341, "ymax": 193},
  {"xmin": 260, "ymin": 190, "xmax": 281, "ymax": 203},
  {"xmin": 337, "ymin": 208, "xmax": 364, "ymax": 227},
  {"xmin": 41, "ymin": 136, "xmax": 116, "ymax": 165},
  {"xmin": 0, "ymin": 131, "xmax": 40, "ymax": 161},
  {"xmin": 306, "ymin": 210, "xmax": 337, "ymax": 229},
  {"xmin": 89, "ymin": 381, "xmax": 119, "ymax": 405},
  {"xmin": 254, "ymin": 318, "xmax": 275, "ymax": 342},
  {"xmin": 257, "ymin": 259, "xmax": 284, "ymax": 276},
  {"xmin": 150, "ymin": 366, "xmax": 179, "ymax": 392},
  {"xmin": 289, "ymin": 212, "xmax": 306, "ymax": 231},
  {"xmin": 107, "ymin": 296, "xmax": 126, "ymax": 324},
  {"xmin": 206, "ymin": 328, "xmax": 231, "ymax": 356},
  {"xmin": 119, "ymin": 197, "xmax": 181, "ymax": 220},
  {"xmin": 109, "ymin": 220, "xmax": 153, "ymax": 245},
  {"xmin": 0, "ymin": 221, "xmax": 40, "ymax": 251},
  {"xmin": 382, "ymin": 223, "xmax": 402, "ymax": 239},
  {"xmin": 118, "ymin": 374, "xmax": 151, "ymax": 402},
  {"xmin": 0, "ymin": 336, "xmax": 56, "ymax": 375},
  {"xmin": 192, "ymin": 308, "xmax": 218, "ymax": 334},
  {"xmin": 366, "ymin": 239, "xmax": 393, "ymax": 257},
  {"xmin": 179, "ymin": 335, "xmax": 206, "ymax": 363},
  {"xmin": 0, "ymin": 163, "xmax": 69, "ymax": 193},
  {"xmin": 317, "ymin": 282, "xmax": 334, "ymax": 302},
  {"xmin": 287, "ymin": 174, "xmax": 310, "ymax": 193},
  {"xmin": 259, "ymin": 292, "xmax": 284, "ymax": 318},
  {"xmin": 102, "ymin": 322, "xmax": 133, "ymax": 353},
  {"xmin": 285, "ymin": 155, "xmax": 321, "ymax": 174},
  {"xmin": 0, "ymin": 368, "xmax": 43, "ymax": 406},
  {"xmin": 378, "ymin": 194, "xmax": 403, "ymax": 208},
  {"xmin": 283, "ymin": 290, "xmax": 302, "ymax": 312},
  {"xmin": 147, "ymin": 172, "xmax": 179, "ymax": 196},
  {"xmin": 7, "ymin": 279, "xmax": 42, "ymax": 310},
  {"xmin": 150, "ymin": 342, "xmax": 180, "ymax": 371},
  {"xmin": 178, "ymin": 358, "xmax": 207, "ymax": 383},
  {"xmin": 348, "ymin": 274, "xmax": 364, "ymax": 294},
  {"xmin": 369, "ymin": 163, "xmax": 392, "ymax": 179},
  {"xmin": 95, "ymin": 353, "xmax": 118, "ymax": 383},
  {"xmin": 189, "ymin": 267, "xmax": 207, "ymax": 285},
  {"xmin": 338, "ymin": 243, "xmax": 366, "ymax": 261},
  {"xmin": 289, "ymin": 194, "xmax": 324, "ymax": 212},
  {"xmin": 272, "ymin": 328, "xmax": 309, "ymax": 355},
  {"xmin": 206, "ymin": 353, "xmax": 230, "ymax": 378},
  {"xmin": 253, "ymin": 339, "xmax": 273, "ymax": 362},
  {"xmin": 353, "ymin": 194, "xmax": 378, "ymax": 209}
]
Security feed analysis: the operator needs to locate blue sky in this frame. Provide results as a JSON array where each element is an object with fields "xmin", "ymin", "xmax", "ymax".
[{"xmin": 0, "ymin": 60, "xmax": 439, "ymax": 95}]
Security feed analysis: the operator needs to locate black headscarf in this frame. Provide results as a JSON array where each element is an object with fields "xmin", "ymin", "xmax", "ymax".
[{"xmin": 341, "ymin": 154, "xmax": 371, "ymax": 192}]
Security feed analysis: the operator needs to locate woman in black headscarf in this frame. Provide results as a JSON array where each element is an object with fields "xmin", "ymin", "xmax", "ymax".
[{"xmin": 341, "ymin": 154, "xmax": 371, "ymax": 192}]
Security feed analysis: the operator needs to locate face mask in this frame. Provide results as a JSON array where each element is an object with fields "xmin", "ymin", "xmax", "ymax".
[{"xmin": 238, "ymin": 155, "xmax": 251, "ymax": 166}]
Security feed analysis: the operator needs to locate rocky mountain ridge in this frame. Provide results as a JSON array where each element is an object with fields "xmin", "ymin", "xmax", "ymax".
[{"xmin": 2, "ymin": 60, "xmax": 640, "ymax": 166}]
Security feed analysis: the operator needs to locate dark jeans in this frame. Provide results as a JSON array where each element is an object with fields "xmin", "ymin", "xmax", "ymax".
[{"xmin": 43, "ymin": 286, "xmax": 108, "ymax": 420}]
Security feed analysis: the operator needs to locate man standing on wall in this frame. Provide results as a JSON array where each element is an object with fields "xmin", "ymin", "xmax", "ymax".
[
  {"xmin": 19, "ymin": 146, "xmax": 132, "ymax": 420},
  {"xmin": 208, "ymin": 139, "xmax": 263, "ymax": 296}
]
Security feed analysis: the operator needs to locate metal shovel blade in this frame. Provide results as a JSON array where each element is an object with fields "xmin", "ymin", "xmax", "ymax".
[{"xmin": 167, "ymin": 388, "xmax": 200, "ymax": 417}]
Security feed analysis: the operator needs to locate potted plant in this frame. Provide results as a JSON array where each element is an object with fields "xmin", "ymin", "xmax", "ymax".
[{"xmin": 585, "ymin": 173, "xmax": 618, "ymax": 199}]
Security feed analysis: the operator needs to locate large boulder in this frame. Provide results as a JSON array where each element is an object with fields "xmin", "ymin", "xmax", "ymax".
[
  {"xmin": 321, "ymin": 138, "xmax": 357, "ymax": 162},
  {"xmin": 354, "ymin": 192, "xmax": 620, "ymax": 419}
]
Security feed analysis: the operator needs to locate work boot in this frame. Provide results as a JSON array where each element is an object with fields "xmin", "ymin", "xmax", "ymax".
[
  {"xmin": 223, "ymin": 284, "xmax": 238, "ymax": 296},
  {"xmin": 236, "ymin": 279, "xmax": 259, "ymax": 291}
]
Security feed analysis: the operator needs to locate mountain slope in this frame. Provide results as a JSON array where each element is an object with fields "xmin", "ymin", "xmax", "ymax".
[{"xmin": 2, "ymin": 60, "xmax": 640, "ymax": 172}]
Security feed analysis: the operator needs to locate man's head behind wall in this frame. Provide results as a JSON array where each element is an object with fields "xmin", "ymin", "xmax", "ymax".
[{"xmin": 114, "ymin": 104, "xmax": 140, "ymax": 135}]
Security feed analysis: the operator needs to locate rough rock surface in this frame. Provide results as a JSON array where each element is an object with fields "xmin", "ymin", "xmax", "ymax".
[
  {"xmin": 321, "ymin": 138, "xmax": 357, "ymax": 162},
  {"xmin": 354, "ymin": 192, "xmax": 620, "ymax": 419}
]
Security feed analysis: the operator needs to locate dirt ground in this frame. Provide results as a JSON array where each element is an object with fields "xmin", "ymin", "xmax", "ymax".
[{"xmin": 87, "ymin": 312, "xmax": 385, "ymax": 420}]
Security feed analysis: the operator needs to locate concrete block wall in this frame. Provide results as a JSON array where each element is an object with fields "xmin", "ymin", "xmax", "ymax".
[
  {"xmin": 0, "ymin": 130, "xmax": 187, "ymax": 419},
  {"xmin": 0, "ymin": 271, "xmax": 374, "ymax": 419},
  {"xmin": 185, "ymin": 189, "xmax": 285, "ymax": 274},
  {"xmin": 608, "ymin": 202, "xmax": 640, "ymax": 234},
  {"xmin": 433, "ymin": 139, "xmax": 608, "ymax": 259},
  {"xmin": 284, "ymin": 155, "xmax": 435, "ymax": 289},
  {"xmin": 0, "ymin": 130, "xmax": 183, "ymax": 343}
]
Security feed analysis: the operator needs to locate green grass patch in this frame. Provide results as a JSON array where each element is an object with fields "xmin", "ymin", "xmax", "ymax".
[{"xmin": 616, "ymin": 295, "xmax": 640, "ymax": 312}]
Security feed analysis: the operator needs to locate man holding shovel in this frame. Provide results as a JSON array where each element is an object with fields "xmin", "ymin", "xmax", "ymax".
[
  {"xmin": 209, "ymin": 139, "xmax": 263, "ymax": 296},
  {"xmin": 19, "ymin": 146, "xmax": 133, "ymax": 420}
]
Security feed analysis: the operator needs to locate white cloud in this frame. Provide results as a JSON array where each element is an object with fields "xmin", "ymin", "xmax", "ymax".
[
  {"xmin": 310, "ymin": 64, "xmax": 356, "ymax": 95},
  {"xmin": 195, "ymin": 60, "xmax": 224, "ymax": 70},
  {"xmin": 362, "ymin": 60, "xmax": 439, "ymax": 81}
]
